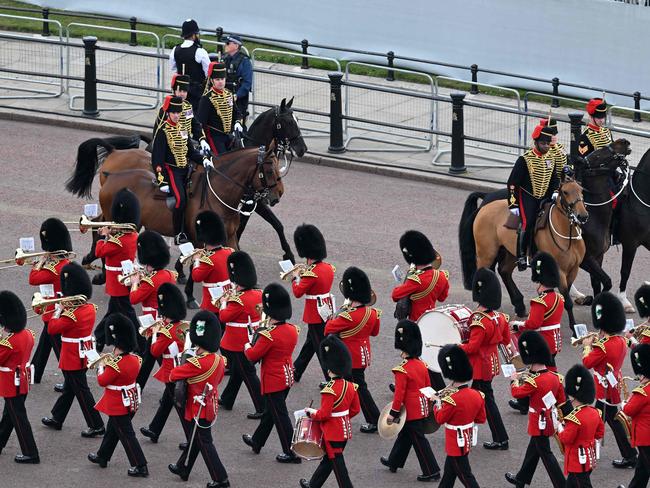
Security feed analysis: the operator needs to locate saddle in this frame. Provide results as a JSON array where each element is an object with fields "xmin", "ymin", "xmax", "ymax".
[
  {"xmin": 151, "ymin": 164, "xmax": 197, "ymax": 210},
  {"xmin": 502, "ymin": 202, "xmax": 552, "ymax": 231}
]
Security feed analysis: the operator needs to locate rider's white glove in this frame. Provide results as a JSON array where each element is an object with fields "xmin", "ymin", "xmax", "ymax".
[
  {"xmin": 203, "ymin": 158, "xmax": 214, "ymax": 170},
  {"xmin": 552, "ymin": 191, "xmax": 558, "ymax": 202},
  {"xmin": 200, "ymin": 139, "xmax": 211, "ymax": 154},
  {"xmin": 509, "ymin": 208, "xmax": 520, "ymax": 216},
  {"xmin": 233, "ymin": 121, "xmax": 244, "ymax": 134}
]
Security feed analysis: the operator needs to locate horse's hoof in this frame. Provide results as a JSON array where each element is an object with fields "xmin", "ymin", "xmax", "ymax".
[
  {"xmin": 186, "ymin": 299, "xmax": 200, "ymax": 310},
  {"xmin": 92, "ymin": 273, "xmax": 106, "ymax": 286},
  {"xmin": 515, "ymin": 307, "xmax": 527, "ymax": 319},
  {"xmin": 81, "ymin": 254, "xmax": 95, "ymax": 266},
  {"xmin": 574, "ymin": 296, "xmax": 593, "ymax": 306},
  {"xmin": 282, "ymin": 253, "xmax": 295, "ymax": 264},
  {"xmin": 177, "ymin": 275, "xmax": 187, "ymax": 285}
]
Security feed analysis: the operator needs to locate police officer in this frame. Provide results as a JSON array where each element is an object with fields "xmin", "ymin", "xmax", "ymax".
[
  {"xmin": 223, "ymin": 35, "xmax": 253, "ymax": 121},
  {"xmin": 169, "ymin": 19, "xmax": 210, "ymax": 112}
]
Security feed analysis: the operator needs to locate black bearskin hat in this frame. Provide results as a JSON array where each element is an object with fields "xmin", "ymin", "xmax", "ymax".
[
  {"xmin": 39, "ymin": 218, "xmax": 72, "ymax": 252},
  {"xmin": 111, "ymin": 188, "xmax": 141, "ymax": 227},
  {"xmin": 565, "ymin": 364, "xmax": 596, "ymax": 404},
  {"xmin": 320, "ymin": 334, "xmax": 352, "ymax": 377},
  {"xmin": 394, "ymin": 319, "xmax": 423, "ymax": 358},
  {"xmin": 518, "ymin": 330, "xmax": 552, "ymax": 366},
  {"xmin": 262, "ymin": 283, "xmax": 292, "ymax": 321},
  {"xmin": 472, "ymin": 267, "xmax": 502, "ymax": 310},
  {"xmin": 591, "ymin": 291, "xmax": 625, "ymax": 334},
  {"xmin": 0, "ymin": 291, "xmax": 27, "ymax": 333},
  {"xmin": 399, "ymin": 230, "xmax": 436, "ymax": 265},
  {"xmin": 195, "ymin": 210, "xmax": 226, "ymax": 246},
  {"xmin": 137, "ymin": 231, "xmax": 170, "ymax": 270},
  {"xmin": 294, "ymin": 224, "xmax": 327, "ymax": 261},
  {"xmin": 631, "ymin": 344, "xmax": 650, "ymax": 379},
  {"xmin": 531, "ymin": 252, "xmax": 560, "ymax": 288},
  {"xmin": 438, "ymin": 344, "xmax": 473, "ymax": 382},
  {"xmin": 339, "ymin": 267, "xmax": 372, "ymax": 304},
  {"xmin": 189, "ymin": 310, "xmax": 221, "ymax": 352},
  {"xmin": 104, "ymin": 313, "xmax": 137, "ymax": 353},
  {"xmin": 634, "ymin": 284, "xmax": 650, "ymax": 318},
  {"xmin": 227, "ymin": 251, "xmax": 257, "ymax": 290},
  {"xmin": 61, "ymin": 262, "xmax": 93, "ymax": 299},
  {"xmin": 157, "ymin": 283, "xmax": 187, "ymax": 322}
]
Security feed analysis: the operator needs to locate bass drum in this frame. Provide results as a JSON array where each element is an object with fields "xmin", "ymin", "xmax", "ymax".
[{"xmin": 418, "ymin": 305, "xmax": 472, "ymax": 373}]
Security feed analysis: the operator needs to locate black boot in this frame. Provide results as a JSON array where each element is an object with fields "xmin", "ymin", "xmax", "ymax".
[
  {"xmin": 173, "ymin": 208, "xmax": 188, "ymax": 245},
  {"xmin": 516, "ymin": 227, "xmax": 528, "ymax": 272}
]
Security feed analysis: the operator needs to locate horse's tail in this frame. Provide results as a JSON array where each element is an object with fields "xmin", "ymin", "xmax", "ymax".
[
  {"xmin": 65, "ymin": 138, "xmax": 116, "ymax": 199},
  {"xmin": 458, "ymin": 191, "xmax": 486, "ymax": 290}
]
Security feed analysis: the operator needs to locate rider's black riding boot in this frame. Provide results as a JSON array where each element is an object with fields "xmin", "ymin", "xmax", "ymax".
[
  {"xmin": 173, "ymin": 208, "xmax": 188, "ymax": 245},
  {"xmin": 516, "ymin": 227, "xmax": 528, "ymax": 272}
]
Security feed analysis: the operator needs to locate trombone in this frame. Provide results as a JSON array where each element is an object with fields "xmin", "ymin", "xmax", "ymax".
[
  {"xmin": 0, "ymin": 249, "xmax": 76, "ymax": 271},
  {"xmin": 31, "ymin": 293, "xmax": 87, "ymax": 315},
  {"xmin": 571, "ymin": 332, "xmax": 599, "ymax": 348},
  {"xmin": 280, "ymin": 263, "xmax": 307, "ymax": 281},
  {"xmin": 64, "ymin": 215, "xmax": 137, "ymax": 234}
]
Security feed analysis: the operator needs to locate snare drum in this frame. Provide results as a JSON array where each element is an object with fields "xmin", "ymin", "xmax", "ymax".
[
  {"xmin": 418, "ymin": 305, "xmax": 472, "ymax": 373},
  {"xmin": 291, "ymin": 417, "xmax": 324, "ymax": 460}
]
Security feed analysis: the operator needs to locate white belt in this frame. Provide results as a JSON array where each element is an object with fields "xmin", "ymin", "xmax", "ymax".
[
  {"xmin": 331, "ymin": 410, "xmax": 349, "ymax": 417},
  {"xmin": 105, "ymin": 265, "xmax": 122, "ymax": 272},
  {"xmin": 305, "ymin": 293, "xmax": 331, "ymax": 300},
  {"xmin": 0, "ymin": 366, "xmax": 12, "ymax": 372},
  {"xmin": 162, "ymin": 354, "xmax": 178, "ymax": 359},
  {"xmin": 142, "ymin": 306, "xmax": 156, "ymax": 313},
  {"xmin": 107, "ymin": 382, "xmax": 136, "ymax": 391},
  {"xmin": 227, "ymin": 321, "xmax": 260, "ymax": 328},
  {"xmin": 203, "ymin": 280, "xmax": 231, "ymax": 288},
  {"xmin": 61, "ymin": 335, "xmax": 93, "ymax": 343},
  {"xmin": 445, "ymin": 422, "xmax": 474, "ymax": 430},
  {"xmin": 538, "ymin": 324, "xmax": 561, "ymax": 331}
]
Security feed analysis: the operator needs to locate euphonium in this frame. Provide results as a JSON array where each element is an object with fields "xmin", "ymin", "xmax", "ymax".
[{"xmin": 31, "ymin": 293, "xmax": 87, "ymax": 314}]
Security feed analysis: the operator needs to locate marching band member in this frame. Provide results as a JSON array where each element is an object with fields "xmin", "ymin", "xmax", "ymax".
[
  {"xmin": 191, "ymin": 210, "xmax": 233, "ymax": 313},
  {"xmin": 582, "ymin": 291, "xmax": 638, "ymax": 468},
  {"xmin": 217, "ymin": 251, "xmax": 265, "ymax": 418},
  {"xmin": 325, "ymin": 266, "xmax": 381, "ymax": 434},
  {"xmin": 300, "ymin": 334, "xmax": 360, "ymax": 488},
  {"xmin": 94, "ymin": 188, "xmax": 141, "ymax": 351},
  {"xmin": 42, "ymin": 263, "xmax": 105, "ymax": 437},
  {"xmin": 29, "ymin": 217, "xmax": 72, "ymax": 384},
  {"xmin": 505, "ymin": 331, "xmax": 565, "ymax": 488},
  {"xmin": 88, "ymin": 313, "xmax": 148, "ymax": 477},
  {"xmin": 130, "ymin": 230, "xmax": 177, "ymax": 388},
  {"xmin": 380, "ymin": 319, "xmax": 441, "ymax": 482},
  {"xmin": 434, "ymin": 344, "xmax": 486, "ymax": 488},
  {"xmin": 558, "ymin": 365, "xmax": 604, "ymax": 488},
  {"xmin": 139, "ymin": 283, "xmax": 187, "ymax": 444},
  {"xmin": 628, "ymin": 284, "xmax": 650, "ymax": 345},
  {"xmin": 168, "ymin": 311, "xmax": 230, "ymax": 488},
  {"xmin": 461, "ymin": 267, "xmax": 509, "ymax": 450},
  {"xmin": 292, "ymin": 223, "xmax": 335, "ymax": 383},
  {"xmin": 0, "ymin": 291, "xmax": 39, "ymax": 464},
  {"xmin": 242, "ymin": 283, "xmax": 301, "ymax": 464}
]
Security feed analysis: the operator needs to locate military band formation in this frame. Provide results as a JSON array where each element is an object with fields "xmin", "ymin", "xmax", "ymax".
[{"xmin": 0, "ymin": 17, "xmax": 649, "ymax": 488}]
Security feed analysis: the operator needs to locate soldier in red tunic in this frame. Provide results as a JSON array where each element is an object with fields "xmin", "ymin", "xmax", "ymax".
[
  {"xmin": 42, "ymin": 263, "xmax": 105, "ymax": 437},
  {"xmin": 140, "ymin": 283, "xmax": 187, "ymax": 444},
  {"xmin": 218, "ymin": 251, "xmax": 265, "ymax": 418},
  {"xmin": 168, "ymin": 311, "xmax": 230, "ymax": 487},
  {"xmin": 191, "ymin": 210, "xmax": 233, "ymax": 313},
  {"xmin": 300, "ymin": 334, "xmax": 360, "ymax": 488},
  {"xmin": 628, "ymin": 284, "xmax": 650, "ymax": 345},
  {"xmin": 88, "ymin": 313, "xmax": 148, "ymax": 477},
  {"xmin": 30, "ymin": 218, "xmax": 72, "ymax": 384},
  {"xmin": 434, "ymin": 344, "xmax": 486, "ymax": 488},
  {"xmin": 0, "ymin": 291, "xmax": 39, "ymax": 464},
  {"xmin": 380, "ymin": 319, "xmax": 441, "ymax": 481},
  {"xmin": 325, "ymin": 266, "xmax": 380, "ymax": 433},
  {"xmin": 557, "ymin": 365, "xmax": 605, "ymax": 487},
  {"xmin": 505, "ymin": 331, "xmax": 565, "ymax": 487},
  {"xmin": 94, "ymin": 188, "xmax": 141, "ymax": 352},
  {"xmin": 243, "ymin": 283, "xmax": 301, "ymax": 464},
  {"xmin": 292, "ymin": 224, "xmax": 335, "ymax": 382},
  {"xmin": 582, "ymin": 291, "xmax": 637, "ymax": 468},
  {"xmin": 461, "ymin": 267, "xmax": 509, "ymax": 450}
]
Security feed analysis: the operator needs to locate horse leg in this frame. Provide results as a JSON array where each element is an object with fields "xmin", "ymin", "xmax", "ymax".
[
  {"xmin": 241, "ymin": 203, "xmax": 295, "ymax": 263},
  {"xmin": 496, "ymin": 252, "xmax": 526, "ymax": 318},
  {"xmin": 578, "ymin": 256, "xmax": 612, "ymax": 303},
  {"xmin": 618, "ymin": 242, "xmax": 638, "ymax": 313},
  {"xmin": 559, "ymin": 271, "xmax": 576, "ymax": 335},
  {"xmin": 175, "ymin": 256, "xmax": 187, "ymax": 285},
  {"xmin": 185, "ymin": 273, "xmax": 199, "ymax": 309},
  {"xmin": 236, "ymin": 213, "xmax": 251, "ymax": 241}
]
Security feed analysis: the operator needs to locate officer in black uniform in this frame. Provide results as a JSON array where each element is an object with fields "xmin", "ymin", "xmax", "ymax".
[
  {"xmin": 170, "ymin": 19, "xmax": 210, "ymax": 113},
  {"xmin": 223, "ymin": 35, "xmax": 253, "ymax": 122}
]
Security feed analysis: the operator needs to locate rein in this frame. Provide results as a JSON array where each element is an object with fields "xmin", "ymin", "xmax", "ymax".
[
  {"xmin": 630, "ymin": 170, "xmax": 650, "ymax": 208},
  {"xmin": 547, "ymin": 190, "xmax": 584, "ymax": 251},
  {"xmin": 584, "ymin": 168, "xmax": 629, "ymax": 207}
]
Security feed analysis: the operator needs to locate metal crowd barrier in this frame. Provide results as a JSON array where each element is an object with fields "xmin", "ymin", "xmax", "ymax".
[{"xmin": 607, "ymin": 105, "xmax": 650, "ymax": 161}]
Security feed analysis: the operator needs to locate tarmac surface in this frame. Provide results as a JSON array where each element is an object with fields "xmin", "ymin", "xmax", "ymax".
[{"xmin": 0, "ymin": 119, "xmax": 648, "ymax": 487}]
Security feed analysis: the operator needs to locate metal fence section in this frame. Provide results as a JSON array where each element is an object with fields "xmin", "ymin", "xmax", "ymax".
[
  {"xmin": 0, "ymin": 14, "xmax": 64, "ymax": 99},
  {"xmin": 608, "ymin": 105, "xmax": 650, "ymax": 161},
  {"xmin": 65, "ymin": 23, "xmax": 162, "ymax": 111},
  {"xmin": 343, "ymin": 62, "xmax": 435, "ymax": 152}
]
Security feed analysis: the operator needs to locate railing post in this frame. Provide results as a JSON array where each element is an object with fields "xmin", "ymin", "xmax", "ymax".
[
  {"xmin": 634, "ymin": 91, "xmax": 642, "ymax": 122},
  {"xmin": 301, "ymin": 39, "xmax": 309, "ymax": 69},
  {"xmin": 470, "ymin": 64, "xmax": 479, "ymax": 95},
  {"xmin": 449, "ymin": 93, "xmax": 467, "ymax": 174},
  {"xmin": 551, "ymin": 77, "xmax": 560, "ymax": 108},
  {"xmin": 216, "ymin": 27, "xmax": 223, "ymax": 55},
  {"xmin": 41, "ymin": 8, "xmax": 50, "ymax": 37},
  {"xmin": 568, "ymin": 112, "xmax": 584, "ymax": 161},
  {"xmin": 83, "ymin": 36, "xmax": 99, "ymax": 117},
  {"xmin": 129, "ymin": 17, "xmax": 137, "ymax": 46},
  {"xmin": 386, "ymin": 51, "xmax": 395, "ymax": 81},
  {"xmin": 328, "ymin": 72, "xmax": 345, "ymax": 154}
]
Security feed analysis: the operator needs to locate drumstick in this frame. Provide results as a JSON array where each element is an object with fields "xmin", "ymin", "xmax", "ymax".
[{"xmin": 424, "ymin": 342, "xmax": 444, "ymax": 348}]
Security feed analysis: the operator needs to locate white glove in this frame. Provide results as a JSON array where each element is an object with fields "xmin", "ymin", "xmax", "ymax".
[
  {"xmin": 233, "ymin": 121, "xmax": 243, "ymax": 134},
  {"xmin": 509, "ymin": 208, "xmax": 520, "ymax": 216},
  {"xmin": 200, "ymin": 139, "xmax": 211, "ymax": 156},
  {"xmin": 203, "ymin": 158, "xmax": 214, "ymax": 170},
  {"xmin": 552, "ymin": 191, "xmax": 558, "ymax": 201}
]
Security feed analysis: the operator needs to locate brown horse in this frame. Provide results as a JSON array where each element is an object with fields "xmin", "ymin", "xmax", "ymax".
[{"xmin": 459, "ymin": 178, "xmax": 588, "ymax": 328}]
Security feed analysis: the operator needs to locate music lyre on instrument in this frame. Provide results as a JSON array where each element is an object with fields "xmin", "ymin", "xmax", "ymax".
[
  {"xmin": 64, "ymin": 215, "xmax": 137, "ymax": 234},
  {"xmin": 31, "ymin": 293, "xmax": 87, "ymax": 315}
]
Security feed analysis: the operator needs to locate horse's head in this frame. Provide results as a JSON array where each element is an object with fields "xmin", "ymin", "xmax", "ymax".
[
  {"xmin": 250, "ymin": 144, "xmax": 284, "ymax": 206},
  {"xmin": 276, "ymin": 97, "xmax": 307, "ymax": 159},
  {"xmin": 581, "ymin": 138, "xmax": 630, "ymax": 174},
  {"xmin": 558, "ymin": 177, "xmax": 589, "ymax": 225}
]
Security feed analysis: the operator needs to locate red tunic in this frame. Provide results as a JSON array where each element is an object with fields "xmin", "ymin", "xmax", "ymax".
[
  {"xmin": 129, "ymin": 269, "xmax": 177, "ymax": 318},
  {"xmin": 582, "ymin": 335, "xmax": 627, "ymax": 404},
  {"xmin": 150, "ymin": 320, "xmax": 187, "ymax": 383},
  {"xmin": 433, "ymin": 385, "xmax": 486, "ymax": 456},
  {"xmin": 325, "ymin": 306, "xmax": 381, "ymax": 369},
  {"xmin": 169, "ymin": 352, "xmax": 225, "ymax": 421},
  {"xmin": 95, "ymin": 353, "xmax": 141, "ymax": 416},
  {"xmin": 623, "ymin": 383, "xmax": 650, "ymax": 447},
  {"xmin": 523, "ymin": 291, "xmax": 564, "ymax": 355},
  {"xmin": 391, "ymin": 268, "xmax": 449, "ymax": 321},
  {"xmin": 558, "ymin": 405, "xmax": 605, "ymax": 474},
  {"xmin": 460, "ymin": 311, "xmax": 507, "ymax": 381},
  {"xmin": 310, "ymin": 378, "xmax": 360, "ymax": 442},
  {"xmin": 47, "ymin": 303, "xmax": 97, "ymax": 371},
  {"xmin": 291, "ymin": 262, "xmax": 335, "ymax": 324},
  {"xmin": 0, "ymin": 329, "xmax": 35, "ymax": 398},
  {"xmin": 219, "ymin": 289, "xmax": 262, "ymax": 352},
  {"xmin": 28, "ymin": 257, "xmax": 70, "ymax": 323},
  {"xmin": 391, "ymin": 358, "xmax": 431, "ymax": 421},
  {"xmin": 244, "ymin": 322, "xmax": 299, "ymax": 394},
  {"xmin": 190, "ymin": 248, "xmax": 233, "ymax": 312},
  {"xmin": 95, "ymin": 232, "xmax": 138, "ymax": 297},
  {"xmin": 511, "ymin": 369, "xmax": 566, "ymax": 436}
]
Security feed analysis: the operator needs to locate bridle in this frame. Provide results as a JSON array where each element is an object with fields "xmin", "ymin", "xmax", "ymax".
[{"xmin": 548, "ymin": 183, "xmax": 585, "ymax": 249}]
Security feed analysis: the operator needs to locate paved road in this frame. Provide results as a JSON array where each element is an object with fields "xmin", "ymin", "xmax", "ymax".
[{"xmin": 0, "ymin": 119, "xmax": 647, "ymax": 487}]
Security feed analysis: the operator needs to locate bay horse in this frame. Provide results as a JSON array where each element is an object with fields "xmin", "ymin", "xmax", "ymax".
[{"xmin": 459, "ymin": 178, "xmax": 588, "ymax": 329}]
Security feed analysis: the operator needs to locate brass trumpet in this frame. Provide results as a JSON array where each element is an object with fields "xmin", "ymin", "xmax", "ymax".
[
  {"xmin": 179, "ymin": 248, "xmax": 206, "ymax": 266},
  {"xmin": 280, "ymin": 263, "xmax": 307, "ymax": 281},
  {"xmin": 0, "ymin": 249, "xmax": 76, "ymax": 271},
  {"xmin": 65, "ymin": 215, "xmax": 137, "ymax": 234},
  {"xmin": 88, "ymin": 353, "xmax": 116, "ymax": 370},
  {"xmin": 31, "ymin": 293, "xmax": 87, "ymax": 314},
  {"xmin": 117, "ymin": 267, "xmax": 148, "ymax": 286},
  {"xmin": 571, "ymin": 332, "xmax": 599, "ymax": 348},
  {"xmin": 629, "ymin": 324, "xmax": 650, "ymax": 342},
  {"xmin": 210, "ymin": 289, "xmax": 237, "ymax": 309},
  {"xmin": 512, "ymin": 369, "xmax": 535, "ymax": 387}
]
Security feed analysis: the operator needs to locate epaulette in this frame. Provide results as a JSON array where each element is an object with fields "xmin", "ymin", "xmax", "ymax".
[
  {"xmin": 330, "ymin": 263, "xmax": 337, "ymax": 273},
  {"xmin": 301, "ymin": 264, "xmax": 317, "ymax": 278},
  {"xmin": 105, "ymin": 354, "xmax": 121, "ymax": 372},
  {"xmin": 157, "ymin": 323, "xmax": 173, "ymax": 340},
  {"xmin": 140, "ymin": 275, "xmax": 154, "ymax": 287},
  {"xmin": 352, "ymin": 382, "xmax": 359, "ymax": 391},
  {"xmin": 187, "ymin": 356, "xmax": 202, "ymax": 369},
  {"xmin": 642, "ymin": 328, "xmax": 650, "ymax": 339},
  {"xmin": 136, "ymin": 354, "xmax": 143, "ymax": 366},
  {"xmin": 43, "ymin": 257, "xmax": 61, "ymax": 274},
  {"xmin": 532, "ymin": 292, "xmax": 547, "ymax": 305},
  {"xmin": 61, "ymin": 308, "xmax": 78, "ymax": 321},
  {"xmin": 442, "ymin": 270, "xmax": 449, "ymax": 279},
  {"xmin": 198, "ymin": 254, "xmax": 214, "ymax": 266},
  {"xmin": 552, "ymin": 371, "xmax": 565, "ymax": 384},
  {"xmin": 93, "ymin": 304, "xmax": 98, "ymax": 312},
  {"xmin": 227, "ymin": 292, "xmax": 244, "ymax": 306},
  {"xmin": 374, "ymin": 307, "xmax": 383, "ymax": 318},
  {"xmin": 392, "ymin": 359, "xmax": 408, "ymax": 374},
  {"xmin": 501, "ymin": 312, "xmax": 511, "ymax": 322},
  {"xmin": 593, "ymin": 338, "xmax": 606, "ymax": 352},
  {"xmin": 107, "ymin": 233, "xmax": 124, "ymax": 247},
  {"xmin": 479, "ymin": 391, "xmax": 485, "ymax": 399},
  {"xmin": 321, "ymin": 380, "xmax": 336, "ymax": 395},
  {"xmin": 293, "ymin": 324, "xmax": 301, "ymax": 335},
  {"xmin": 170, "ymin": 270, "xmax": 179, "ymax": 281},
  {"xmin": 338, "ymin": 309, "xmax": 355, "ymax": 321},
  {"xmin": 564, "ymin": 412, "xmax": 581, "ymax": 425},
  {"xmin": 632, "ymin": 386, "xmax": 647, "ymax": 397},
  {"xmin": 470, "ymin": 315, "xmax": 486, "ymax": 329},
  {"xmin": 524, "ymin": 375, "xmax": 538, "ymax": 388},
  {"xmin": 27, "ymin": 329, "xmax": 36, "ymax": 340},
  {"xmin": 442, "ymin": 395, "xmax": 456, "ymax": 406},
  {"xmin": 0, "ymin": 334, "xmax": 13, "ymax": 349},
  {"xmin": 406, "ymin": 270, "xmax": 422, "ymax": 284},
  {"xmin": 258, "ymin": 326, "xmax": 274, "ymax": 341}
]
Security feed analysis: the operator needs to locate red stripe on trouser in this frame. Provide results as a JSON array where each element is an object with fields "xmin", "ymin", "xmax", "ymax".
[
  {"xmin": 205, "ymin": 130, "xmax": 219, "ymax": 156},
  {"xmin": 410, "ymin": 426, "xmax": 433, "ymax": 475},
  {"xmin": 518, "ymin": 188, "xmax": 527, "ymax": 230},
  {"xmin": 165, "ymin": 164, "xmax": 181, "ymax": 209}
]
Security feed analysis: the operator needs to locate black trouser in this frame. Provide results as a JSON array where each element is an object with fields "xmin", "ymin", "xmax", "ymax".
[
  {"xmin": 95, "ymin": 296, "xmax": 143, "ymax": 352},
  {"xmin": 146, "ymin": 382, "xmax": 184, "ymax": 437},
  {"xmin": 439, "ymin": 454, "xmax": 480, "ymax": 488},
  {"xmin": 595, "ymin": 400, "xmax": 637, "ymax": 459},
  {"xmin": 51, "ymin": 369, "xmax": 103, "ymax": 429},
  {"xmin": 629, "ymin": 445, "xmax": 650, "ymax": 488},
  {"xmin": 165, "ymin": 164, "xmax": 189, "ymax": 238},
  {"xmin": 0, "ymin": 395, "xmax": 38, "ymax": 457},
  {"xmin": 565, "ymin": 471, "xmax": 592, "ymax": 488},
  {"xmin": 97, "ymin": 413, "xmax": 147, "ymax": 467},
  {"xmin": 32, "ymin": 321, "xmax": 62, "ymax": 383},
  {"xmin": 176, "ymin": 417, "xmax": 228, "ymax": 483},
  {"xmin": 251, "ymin": 388, "xmax": 294, "ymax": 454},
  {"xmin": 515, "ymin": 435, "xmax": 565, "ymax": 487},
  {"xmin": 293, "ymin": 322, "xmax": 328, "ymax": 381},
  {"xmin": 351, "ymin": 368, "xmax": 379, "ymax": 425},
  {"xmin": 236, "ymin": 96, "xmax": 249, "ymax": 123},
  {"xmin": 472, "ymin": 379, "xmax": 508, "ymax": 442},
  {"xmin": 310, "ymin": 441, "xmax": 352, "ymax": 488},
  {"xmin": 205, "ymin": 129, "xmax": 231, "ymax": 156},
  {"xmin": 219, "ymin": 349, "xmax": 265, "ymax": 412},
  {"xmin": 135, "ymin": 336, "xmax": 160, "ymax": 390},
  {"xmin": 517, "ymin": 190, "xmax": 542, "ymax": 257},
  {"xmin": 387, "ymin": 418, "xmax": 440, "ymax": 476}
]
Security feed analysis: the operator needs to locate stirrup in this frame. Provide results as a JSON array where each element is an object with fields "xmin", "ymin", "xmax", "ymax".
[
  {"xmin": 174, "ymin": 233, "xmax": 189, "ymax": 245},
  {"xmin": 517, "ymin": 256, "xmax": 529, "ymax": 271}
]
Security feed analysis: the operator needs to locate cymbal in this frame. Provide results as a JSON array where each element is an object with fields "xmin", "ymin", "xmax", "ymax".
[{"xmin": 378, "ymin": 403, "xmax": 406, "ymax": 440}]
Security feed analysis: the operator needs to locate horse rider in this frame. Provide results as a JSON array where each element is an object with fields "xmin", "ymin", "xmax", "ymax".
[
  {"xmin": 541, "ymin": 118, "xmax": 571, "ymax": 178},
  {"xmin": 223, "ymin": 35, "xmax": 253, "ymax": 122},
  {"xmin": 169, "ymin": 19, "xmax": 210, "ymax": 112},
  {"xmin": 197, "ymin": 62, "xmax": 244, "ymax": 156},
  {"xmin": 152, "ymin": 95, "xmax": 213, "ymax": 245},
  {"xmin": 508, "ymin": 122, "xmax": 560, "ymax": 271}
]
